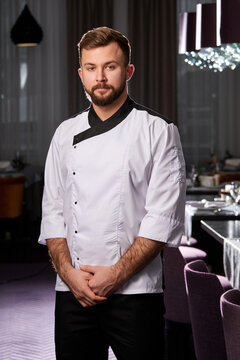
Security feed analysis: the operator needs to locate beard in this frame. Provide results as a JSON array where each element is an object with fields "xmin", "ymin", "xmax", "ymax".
[{"xmin": 84, "ymin": 78, "xmax": 126, "ymax": 106}]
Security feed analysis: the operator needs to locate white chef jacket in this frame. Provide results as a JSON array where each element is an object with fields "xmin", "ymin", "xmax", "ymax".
[{"xmin": 39, "ymin": 97, "xmax": 186, "ymax": 294}]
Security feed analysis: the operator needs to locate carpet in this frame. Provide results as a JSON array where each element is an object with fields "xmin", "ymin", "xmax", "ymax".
[{"xmin": 0, "ymin": 263, "xmax": 116, "ymax": 360}]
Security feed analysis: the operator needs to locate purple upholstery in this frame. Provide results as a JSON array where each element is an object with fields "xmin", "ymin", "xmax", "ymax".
[
  {"xmin": 184, "ymin": 260, "xmax": 232, "ymax": 360},
  {"xmin": 220, "ymin": 289, "xmax": 240, "ymax": 360},
  {"xmin": 181, "ymin": 235, "xmax": 198, "ymax": 247},
  {"xmin": 163, "ymin": 246, "xmax": 207, "ymax": 323}
]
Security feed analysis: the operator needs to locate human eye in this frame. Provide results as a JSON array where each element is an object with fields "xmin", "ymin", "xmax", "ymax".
[
  {"xmin": 105, "ymin": 64, "xmax": 116, "ymax": 70},
  {"xmin": 86, "ymin": 66, "xmax": 95, "ymax": 71}
]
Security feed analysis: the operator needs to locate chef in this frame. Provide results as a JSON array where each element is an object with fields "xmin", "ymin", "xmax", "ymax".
[{"xmin": 39, "ymin": 26, "xmax": 186, "ymax": 360}]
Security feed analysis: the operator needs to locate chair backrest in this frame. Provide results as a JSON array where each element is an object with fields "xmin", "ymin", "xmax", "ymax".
[
  {"xmin": 181, "ymin": 235, "xmax": 198, "ymax": 247},
  {"xmin": 220, "ymin": 289, "xmax": 240, "ymax": 360},
  {"xmin": 0, "ymin": 176, "xmax": 25, "ymax": 218},
  {"xmin": 163, "ymin": 246, "xmax": 206, "ymax": 324},
  {"xmin": 184, "ymin": 259, "xmax": 232, "ymax": 360}
]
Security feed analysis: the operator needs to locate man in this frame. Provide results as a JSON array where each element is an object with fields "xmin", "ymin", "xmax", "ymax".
[{"xmin": 39, "ymin": 27, "xmax": 186, "ymax": 360}]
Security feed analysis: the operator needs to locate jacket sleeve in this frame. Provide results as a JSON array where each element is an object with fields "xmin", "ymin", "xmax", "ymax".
[
  {"xmin": 38, "ymin": 127, "xmax": 67, "ymax": 245},
  {"xmin": 138, "ymin": 121, "xmax": 186, "ymax": 247}
]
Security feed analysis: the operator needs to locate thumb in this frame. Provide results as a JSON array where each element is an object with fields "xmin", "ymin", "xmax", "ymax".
[{"xmin": 80, "ymin": 265, "xmax": 95, "ymax": 274}]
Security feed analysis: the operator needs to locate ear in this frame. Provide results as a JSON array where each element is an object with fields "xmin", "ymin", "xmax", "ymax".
[
  {"xmin": 78, "ymin": 68, "xmax": 83, "ymax": 81},
  {"xmin": 126, "ymin": 64, "xmax": 135, "ymax": 81}
]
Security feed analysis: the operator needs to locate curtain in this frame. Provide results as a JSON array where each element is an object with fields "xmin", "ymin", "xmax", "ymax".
[
  {"xmin": 128, "ymin": 0, "xmax": 177, "ymax": 123},
  {"xmin": 0, "ymin": 0, "xmax": 68, "ymax": 166},
  {"xmin": 66, "ymin": 0, "xmax": 114, "ymax": 116},
  {"xmin": 178, "ymin": 0, "xmax": 240, "ymax": 168}
]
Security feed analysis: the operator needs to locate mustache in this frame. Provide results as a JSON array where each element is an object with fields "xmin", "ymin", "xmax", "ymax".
[{"xmin": 92, "ymin": 84, "xmax": 112, "ymax": 91}]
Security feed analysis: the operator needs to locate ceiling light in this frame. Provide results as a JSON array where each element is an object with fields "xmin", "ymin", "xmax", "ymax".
[
  {"xmin": 10, "ymin": 4, "xmax": 43, "ymax": 47},
  {"xmin": 179, "ymin": 1, "xmax": 240, "ymax": 72}
]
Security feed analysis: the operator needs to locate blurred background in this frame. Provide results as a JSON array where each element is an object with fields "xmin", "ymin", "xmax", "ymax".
[{"xmin": 0, "ymin": 0, "xmax": 240, "ymax": 256}]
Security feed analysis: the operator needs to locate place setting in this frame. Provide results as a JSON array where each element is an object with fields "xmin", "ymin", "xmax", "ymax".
[{"xmin": 186, "ymin": 182, "xmax": 240, "ymax": 216}]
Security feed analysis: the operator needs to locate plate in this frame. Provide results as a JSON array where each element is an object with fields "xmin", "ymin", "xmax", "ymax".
[{"xmin": 186, "ymin": 201, "xmax": 228, "ymax": 210}]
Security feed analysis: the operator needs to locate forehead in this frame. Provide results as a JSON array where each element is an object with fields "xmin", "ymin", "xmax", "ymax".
[{"xmin": 81, "ymin": 42, "xmax": 125, "ymax": 65}]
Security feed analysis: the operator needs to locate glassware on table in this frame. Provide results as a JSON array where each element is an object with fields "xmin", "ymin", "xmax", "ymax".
[
  {"xmin": 229, "ymin": 182, "xmax": 240, "ymax": 215},
  {"xmin": 188, "ymin": 164, "xmax": 199, "ymax": 187}
]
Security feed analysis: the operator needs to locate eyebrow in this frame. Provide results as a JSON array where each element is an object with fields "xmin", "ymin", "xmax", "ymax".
[{"xmin": 83, "ymin": 60, "xmax": 119, "ymax": 67}]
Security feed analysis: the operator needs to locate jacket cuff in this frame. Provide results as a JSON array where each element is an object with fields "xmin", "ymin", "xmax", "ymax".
[{"xmin": 138, "ymin": 213, "xmax": 184, "ymax": 247}]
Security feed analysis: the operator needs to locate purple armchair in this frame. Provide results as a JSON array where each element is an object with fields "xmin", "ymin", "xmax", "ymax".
[
  {"xmin": 184, "ymin": 259, "xmax": 232, "ymax": 360},
  {"xmin": 164, "ymin": 246, "xmax": 206, "ymax": 324},
  {"xmin": 180, "ymin": 235, "xmax": 198, "ymax": 247},
  {"xmin": 220, "ymin": 289, "xmax": 240, "ymax": 360},
  {"xmin": 163, "ymin": 246, "xmax": 207, "ymax": 359}
]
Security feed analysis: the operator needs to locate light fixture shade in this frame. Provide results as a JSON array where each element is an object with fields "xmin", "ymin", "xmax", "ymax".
[
  {"xmin": 217, "ymin": 0, "xmax": 240, "ymax": 45},
  {"xmin": 195, "ymin": 3, "xmax": 216, "ymax": 50},
  {"xmin": 179, "ymin": 12, "xmax": 196, "ymax": 54},
  {"xmin": 10, "ymin": 5, "xmax": 43, "ymax": 46}
]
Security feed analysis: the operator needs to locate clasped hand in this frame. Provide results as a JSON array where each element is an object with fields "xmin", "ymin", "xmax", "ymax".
[
  {"xmin": 68, "ymin": 265, "xmax": 122, "ymax": 308},
  {"xmin": 80, "ymin": 264, "xmax": 121, "ymax": 298}
]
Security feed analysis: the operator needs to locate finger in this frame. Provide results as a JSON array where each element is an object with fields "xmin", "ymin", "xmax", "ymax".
[
  {"xmin": 88, "ymin": 279, "xmax": 104, "ymax": 296},
  {"xmin": 85, "ymin": 286, "xmax": 107, "ymax": 303},
  {"xmin": 73, "ymin": 292, "xmax": 93, "ymax": 307},
  {"xmin": 88, "ymin": 280, "xmax": 100, "ymax": 295},
  {"xmin": 80, "ymin": 265, "xmax": 95, "ymax": 274},
  {"xmin": 76, "ymin": 289, "xmax": 99, "ymax": 307},
  {"xmin": 82, "ymin": 272, "xmax": 93, "ymax": 281},
  {"xmin": 79, "ymin": 299, "xmax": 92, "ymax": 307},
  {"xmin": 79, "ymin": 298, "xmax": 105, "ymax": 307},
  {"xmin": 79, "ymin": 291, "xmax": 107, "ymax": 306},
  {"xmin": 94, "ymin": 294, "xmax": 107, "ymax": 301},
  {"xmin": 80, "ymin": 295, "xmax": 105, "ymax": 307}
]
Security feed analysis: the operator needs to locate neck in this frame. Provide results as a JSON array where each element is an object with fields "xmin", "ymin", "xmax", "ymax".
[{"xmin": 92, "ymin": 91, "xmax": 128, "ymax": 121}]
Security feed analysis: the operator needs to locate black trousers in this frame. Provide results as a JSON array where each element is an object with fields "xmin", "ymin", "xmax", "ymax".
[{"xmin": 55, "ymin": 291, "xmax": 165, "ymax": 360}]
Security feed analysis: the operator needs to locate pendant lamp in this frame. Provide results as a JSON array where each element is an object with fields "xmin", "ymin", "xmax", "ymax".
[
  {"xmin": 10, "ymin": 4, "xmax": 43, "ymax": 47},
  {"xmin": 179, "ymin": 12, "xmax": 197, "ymax": 54},
  {"xmin": 196, "ymin": 3, "xmax": 216, "ymax": 50},
  {"xmin": 217, "ymin": 0, "xmax": 240, "ymax": 46},
  {"xmin": 180, "ymin": 1, "xmax": 240, "ymax": 72}
]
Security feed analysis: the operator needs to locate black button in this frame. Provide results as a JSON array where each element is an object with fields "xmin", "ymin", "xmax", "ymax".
[
  {"xmin": 74, "ymin": 201, "xmax": 77, "ymax": 205},
  {"xmin": 73, "ymin": 172, "xmax": 76, "ymax": 175},
  {"xmin": 77, "ymin": 257, "xmax": 79, "ymax": 260},
  {"xmin": 74, "ymin": 146, "xmax": 76, "ymax": 149},
  {"xmin": 75, "ymin": 230, "xmax": 77, "ymax": 234}
]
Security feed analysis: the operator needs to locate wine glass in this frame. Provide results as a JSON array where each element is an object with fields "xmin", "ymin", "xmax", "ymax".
[
  {"xmin": 229, "ymin": 182, "xmax": 240, "ymax": 215},
  {"xmin": 188, "ymin": 164, "xmax": 198, "ymax": 187}
]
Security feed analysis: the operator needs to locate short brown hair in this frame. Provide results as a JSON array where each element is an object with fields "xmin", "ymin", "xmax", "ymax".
[{"xmin": 78, "ymin": 27, "xmax": 131, "ymax": 66}]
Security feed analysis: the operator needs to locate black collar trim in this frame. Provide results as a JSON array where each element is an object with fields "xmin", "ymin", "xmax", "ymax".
[{"xmin": 73, "ymin": 97, "xmax": 134, "ymax": 146}]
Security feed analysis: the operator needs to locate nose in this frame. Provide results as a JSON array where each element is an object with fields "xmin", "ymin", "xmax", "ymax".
[{"xmin": 96, "ymin": 67, "xmax": 106, "ymax": 83}]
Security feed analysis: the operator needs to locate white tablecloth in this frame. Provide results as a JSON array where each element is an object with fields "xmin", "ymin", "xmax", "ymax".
[{"xmin": 224, "ymin": 238, "xmax": 240, "ymax": 289}]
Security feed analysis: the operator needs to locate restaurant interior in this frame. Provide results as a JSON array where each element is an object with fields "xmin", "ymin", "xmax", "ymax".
[{"xmin": 1, "ymin": 0, "xmax": 240, "ymax": 359}]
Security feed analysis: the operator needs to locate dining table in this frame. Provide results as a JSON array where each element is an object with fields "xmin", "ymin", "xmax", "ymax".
[
  {"xmin": 185, "ymin": 198, "xmax": 240, "ymax": 240},
  {"xmin": 201, "ymin": 220, "xmax": 240, "ymax": 290},
  {"xmin": 186, "ymin": 185, "xmax": 221, "ymax": 196},
  {"xmin": 185, "ymin": 192, "xmax": 240, "ymax": 274}
]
